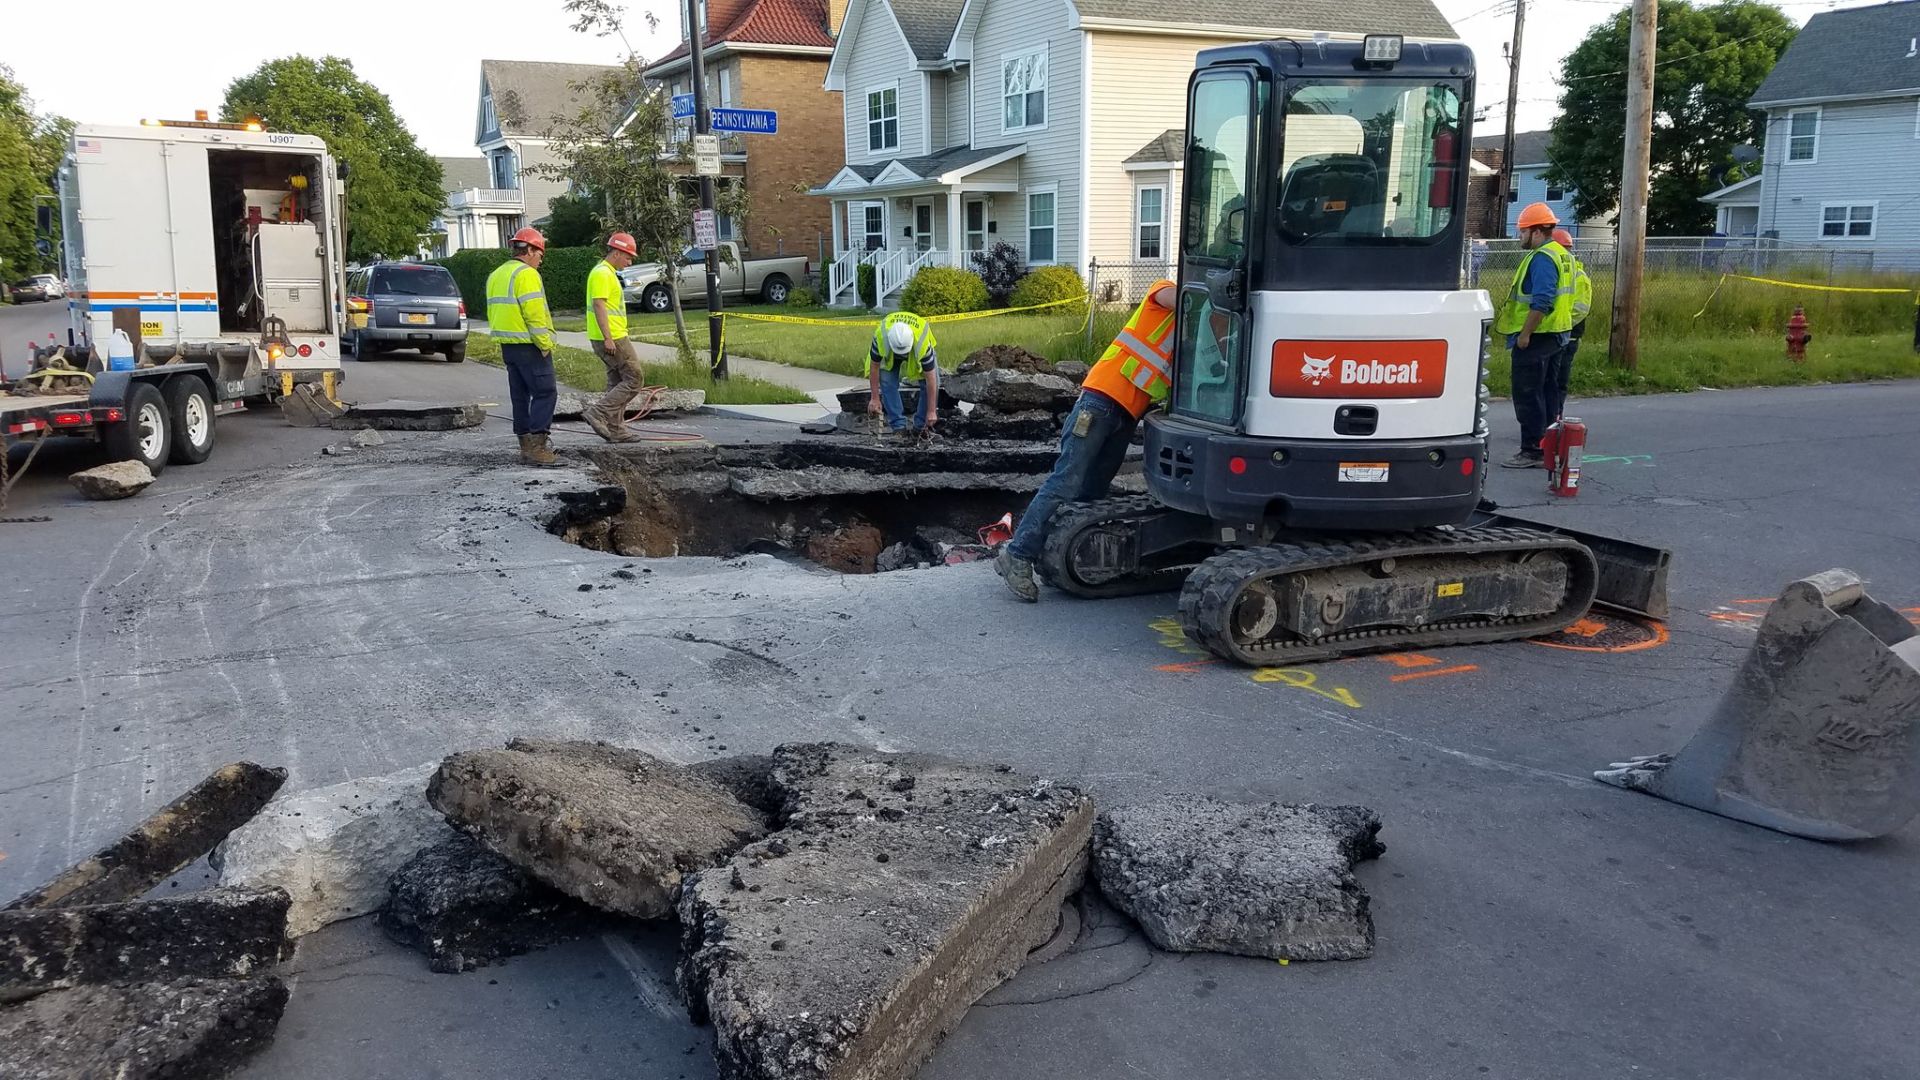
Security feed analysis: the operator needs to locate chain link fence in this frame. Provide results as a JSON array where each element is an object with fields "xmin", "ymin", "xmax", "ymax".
[
  {"xmin": 1474, "ymin": 236, "xmax": 1920, "ymax": 288},
  {"xmin": 1086, "ymin": 258, "xmax": 1176, "ymax": 357}
]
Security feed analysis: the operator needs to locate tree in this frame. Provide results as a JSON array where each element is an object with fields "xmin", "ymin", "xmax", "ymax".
[
  {"xmin": 543, "ymin": 191, "xmax": 604, "ymax": 247},
  {"xmin": 0, "ymin": 66, "xmax": 67, "ymax": 281},
  {"xmin": 1546, "ymin": 0, "xmax": 1795, "ymax": 235},
  {"xmin": 529, "ymin": 3, "xmax": 750, "ymax": 360},
  {"xmin": 221, "ymin": 56, "xmax": 444, "ymax": 261}
]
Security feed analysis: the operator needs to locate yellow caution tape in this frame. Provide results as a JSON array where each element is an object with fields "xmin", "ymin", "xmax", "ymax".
[{"xmin": 1725, "ymin": 273, "xmax": 1916, "ymax": 296}]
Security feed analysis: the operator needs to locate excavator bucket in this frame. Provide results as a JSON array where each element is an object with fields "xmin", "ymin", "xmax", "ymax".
[
  {"xmin": 1595, "ymin": 569, "xmax": 1920, "ymax": 841},
  {"xmin": 278, "ymin": 382, "xmax": 348, "ymax": 428}
]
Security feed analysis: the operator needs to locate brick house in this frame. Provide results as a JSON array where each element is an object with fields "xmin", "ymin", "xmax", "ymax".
[{"xmin": 646, "ymin": 0, "xmax": 847, "ymax": 259}]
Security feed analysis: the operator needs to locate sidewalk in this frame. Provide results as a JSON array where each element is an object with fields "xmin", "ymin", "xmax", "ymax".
[{"xmin": 540, "ymin": 326, "xmax": 857, "ymax": 402}]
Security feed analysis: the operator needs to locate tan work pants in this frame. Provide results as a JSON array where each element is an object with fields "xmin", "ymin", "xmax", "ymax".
[{"xmin": 593, "ymin": 338, "xmax": 646, "ymax": 419}]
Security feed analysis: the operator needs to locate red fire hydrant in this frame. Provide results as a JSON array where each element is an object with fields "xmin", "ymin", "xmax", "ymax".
[
  {"xmin": 1786, "ymin": 305, "xmax": 1813, "ymax": 363},
  {"xmin": 1541, "ymin": 417, "xmax": 1587, "ymax": 498}
]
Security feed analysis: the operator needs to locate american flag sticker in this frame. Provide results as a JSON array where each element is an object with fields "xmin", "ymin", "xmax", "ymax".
[{"xmin": 75, "ymin": 138, "xmax": 102, "ymax": 154}]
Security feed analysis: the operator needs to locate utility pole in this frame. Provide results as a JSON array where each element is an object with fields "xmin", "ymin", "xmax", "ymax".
[
  {"xmin": 1497, "ymin": 0, "xmax": 1526, "ymax": 239},
  {"xmin": 1610, "ymin": 0, "xmax": 1657, "ymax": 370},
  {"xmin": 685, "ymin": 0, "xmax": 728, "ymax": 378}
]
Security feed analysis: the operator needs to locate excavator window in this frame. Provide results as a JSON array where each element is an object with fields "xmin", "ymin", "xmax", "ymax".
[
  {"xmin": 1173, "ymin": 69, "xmax": 1261, "ymax": 427},
  {"xmin": 1275, "ymin": 81, "xmax": 1461, "ymax": 245}
]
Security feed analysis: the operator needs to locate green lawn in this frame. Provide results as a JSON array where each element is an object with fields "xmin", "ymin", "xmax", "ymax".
[
  {"xmin": 465, "ymin": 334, "xmax": 810, "ymax": 406},
  {"xmin": 1488, "ymin": 332, "xmax": 1920, "ymax": 397},
  {"xmin": 647, "ymin": 306, "xmax": 1105, "ymax": 377}
]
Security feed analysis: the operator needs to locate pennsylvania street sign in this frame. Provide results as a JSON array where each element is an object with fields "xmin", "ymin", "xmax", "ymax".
[
  {"xmin": 671, "ymin": 94, "xmax": 695, "ymax": 120},
  {"xmin": 709, "ymin": 108, "xmax": 778, "ymax": 134}
]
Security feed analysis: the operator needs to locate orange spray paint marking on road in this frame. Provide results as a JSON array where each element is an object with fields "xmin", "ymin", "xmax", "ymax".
[
  {"xmin": 1378, "ymin": 652, "xmax": 1444, "ymax": 669},
  {"xmin": 1389, "ymin": 664, "xmax": 1480, "ymax": 683},
  {"xmin": 1156, "ymin": 659, "xmax": 1221, "ymax": 674},
  {"xmin": 1561, "ymin": 617, "xmax": 1609, "ymax": 638},
  {"xmin": 1532, "ymin": 613, "xmax": 1670, "ymax": 653}
]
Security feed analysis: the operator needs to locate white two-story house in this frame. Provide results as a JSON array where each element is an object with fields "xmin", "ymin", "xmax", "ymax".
[
  {"xmin": 1701, "ymin": 0, "xmax": 1920, "ymax": 265},
  {"xmin": 443, "ymin": 59, "xmax": 616, "ymax": 252},
  {"xmin": 813, "ymin": 0, "xmax": 1457, "ymax": 304}
]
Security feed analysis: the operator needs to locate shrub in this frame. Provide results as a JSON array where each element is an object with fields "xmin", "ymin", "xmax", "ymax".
[
  {"xmin": 900, "ymin": 266, "xmax": 990, "ymax": 316},
  {"xmin": 434, "ymin": 245, "xmax": 601, "ymax": 313},
  {"xmin": 969, "ymin": 241, "xmax": 1023, "ymax": 306},
  {"xmin": 1009, "ymin": 265, "xmax": 1088, "ymax": 312},
  {"xmin": 857, "ymin": 263, "xmax": 877, "ymax": 308},
  {"xmin": 786, "ymin": 286, "xmax": 821, "ymax": 308}
]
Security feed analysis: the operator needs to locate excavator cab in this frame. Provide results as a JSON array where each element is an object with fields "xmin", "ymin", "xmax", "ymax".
[{"xmin": 1149, "ymin": 37, "xmax": 1487, "ymax": 534}]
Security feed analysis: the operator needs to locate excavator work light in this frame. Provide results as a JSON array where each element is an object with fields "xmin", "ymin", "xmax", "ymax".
[{"xmin": 1362, "ymin": 35, "xmax": 1404, "ymax": 64}]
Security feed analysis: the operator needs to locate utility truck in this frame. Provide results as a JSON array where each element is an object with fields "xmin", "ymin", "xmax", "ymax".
[{"xmin": 1, "ymin": 119, "xmax": 353, "ymax": 474}]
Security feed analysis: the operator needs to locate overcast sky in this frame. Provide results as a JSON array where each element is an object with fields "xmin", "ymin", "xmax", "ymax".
[{"xmin": 0, "ymin": 0, "xmax": 1876, "ymax": 158}]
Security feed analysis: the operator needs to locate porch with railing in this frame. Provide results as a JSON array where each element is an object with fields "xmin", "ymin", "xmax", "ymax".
[{"xmin": 825, "ymin": 243, "xmax": 1028, "ymax": 307}]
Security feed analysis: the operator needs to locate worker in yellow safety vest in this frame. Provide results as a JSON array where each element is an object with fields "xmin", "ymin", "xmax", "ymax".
[
  {"xmin": 866, "ymin": 311, "xmax": 941, "ymax": 436},
  {"xmin": 1548, "ymin": 227, "xmax": 1593, "ymax": 431},
  {"xmin": 996, "ymin": 279, "xmax": 1176, "ymax": 602},
  {"xmin": 584, "ymin": 231, "xmax": 643, "ymax": 444},
  {"xmin": 1493, "ymin": 203, "xmax": 1575, "ymax": 469},
  {"xmin": 487, "ymin": 227, "xmax": 560, "ymax": 466}
]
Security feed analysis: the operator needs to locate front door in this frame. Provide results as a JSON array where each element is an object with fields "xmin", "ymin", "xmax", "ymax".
[
  {"xmin": 1171, "ymin": 66, "xmax": 1261, "ymax": 429},
  {"xmin": 965, "ymin": 199, "xmax": 987, "ymax": 251},
  {"xmin": 913, "ymin": 200, "xmax": 935, "ymax": 252}
]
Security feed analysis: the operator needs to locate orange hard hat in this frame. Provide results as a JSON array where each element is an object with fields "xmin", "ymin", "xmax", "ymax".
[
  {"xmin": 1551, "ymin": 228, "xmax": 1573, "ymax": 247},
  {"xmin": 1516, "ymin": 202, "xmax": 1559, "ymax": 230},
  {"xmin": 511, "ymin": 227, "xmax": 547, "ymax": 252},
  {"xmin": 606, "ymin": 232, "xmax": 638, "ymax": 257}
]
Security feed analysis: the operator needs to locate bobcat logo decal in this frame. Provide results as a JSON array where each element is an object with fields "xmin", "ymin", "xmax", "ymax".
[{"xmin": 1300, "ymin": 354, "xmax": 1334, "ymax": 386}]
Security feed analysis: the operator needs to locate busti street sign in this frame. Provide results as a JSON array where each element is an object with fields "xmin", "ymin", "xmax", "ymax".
[
  {"xmin": 692, "ymin": 134, "xmax": 721, "ymax": 177},
  {"xmin": 671, "ymin": 93, "xmax": 695, "ymax": 120},
  {"xmin": 709, "ymin": 108, "xmax": 778, "ymax": 134}
]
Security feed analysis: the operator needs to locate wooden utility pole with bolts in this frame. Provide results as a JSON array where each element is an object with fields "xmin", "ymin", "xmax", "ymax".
[
  {"xmin": 1497, "ymin": 0, "xmax": 1526, "ymax": 239},
  {"xmin": 685, "ymin": 0, "xmax": 728, "ymax": 378},
  {"xmin": 1610, "ymin": 0, "xmax": 1657, "ymax": 370}
]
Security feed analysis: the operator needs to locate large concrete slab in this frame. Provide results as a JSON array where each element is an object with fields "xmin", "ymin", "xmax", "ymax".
[
  {"xmin": 428, "ymin": 740, "xmax": 770, "ymax": 918},
  {"xmin": 677, "ymin": 743, "xmax": 1093, "ymax": 1080},
  {"xmin": 1093, "ymin": 798, "xmax": 1384, "ymax": 960}
]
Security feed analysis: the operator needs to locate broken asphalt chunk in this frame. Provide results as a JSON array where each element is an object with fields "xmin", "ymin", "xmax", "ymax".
[
  {"xmin": 677, "ymin": 743, "xmax": 1093, "ymax": 1080},
  {"xmin": 380, "ymin": 833, "xmax": 599, "ymax": 974},
  {"xmin": 1093, "ymin": 797, "xmax": 1385, "ymax": 961},
  {"xmin": 0, "ymin": 975, "xmax": 288, "ymax": 1080},
  {"xmin": 0, "ymin": 887, "xmax": 290, "ymax": 1004},
  {"xmin": 427, "ymin": 740, "xmax": 770, "ymax": 918},
  {"xmin": 6, "ymin": 763, "xmax": 287, "ymax": 911}
]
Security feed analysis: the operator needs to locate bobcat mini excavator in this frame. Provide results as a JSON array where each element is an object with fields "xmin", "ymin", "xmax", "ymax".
[{"xmin": 1042, "ymin": 36, "xmax": 1670, "ymax": 665}]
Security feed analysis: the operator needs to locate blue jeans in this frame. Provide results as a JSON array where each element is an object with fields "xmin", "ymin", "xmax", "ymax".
[
  {"xmin": 1506, "ymin": 333, "xmax": 1566, "ymax": 454},
  {"xmin": 1008, "ymin": 391, "xmax": 1137, "ymax": 561},
  {"xmin": 502, "ymin": 343, "xmax": 557, "ymax": 436},
  {"xmin": 1548, "ymin": 331, "xmax": 1580, "ymax": 423},
  {"xmin": 878, "ymin": 367, "xmax": 923, "ymax": 431}
]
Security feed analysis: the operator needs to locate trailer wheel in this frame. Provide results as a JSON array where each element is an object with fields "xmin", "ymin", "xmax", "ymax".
[
  {"xmin": 165, "ymin": 378, "xmax": 215, "ymax": 465},
  {"xmin": 105, "ymin": 382, "xmax": 171, "ymax": 476}
]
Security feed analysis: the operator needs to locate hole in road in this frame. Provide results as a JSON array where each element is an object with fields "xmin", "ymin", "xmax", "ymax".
[{"xmin": 547, "ymin": 442, "xmax": 1084, "ymax": 575}]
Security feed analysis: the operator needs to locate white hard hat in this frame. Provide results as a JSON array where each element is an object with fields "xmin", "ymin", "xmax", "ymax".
[{"xmin": 886, "ymin": 320, "xmax": 916, "ymax": 355}]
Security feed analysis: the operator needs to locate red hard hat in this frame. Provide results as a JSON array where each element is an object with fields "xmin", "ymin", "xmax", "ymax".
[
  {"xmin": 1551, "ymin": 228, "xmax": 1573, "ymax": 247},
  {"xmin": 606, "ymin": 232, "xmax": 638, "ymax": 257},
  {"xmin": 1516, "ymin": 202, "xmax": 1559, "ymax": 230},
  {"xmin": 511, "ymin": 227, "xmax": 547, "ymax": 252}
]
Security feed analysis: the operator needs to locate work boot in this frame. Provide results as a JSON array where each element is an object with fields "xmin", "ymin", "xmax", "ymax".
[
  {"xmin": 584, "ymin": 405, "xmax": 640, "ymax": 444},
  {"xmin": 1500, "ymin": 452, "xmax": 1544, "ymax": 469},
  {"xmin": 996, "ymin": 546, "xmax": 1039, "ymax": 603},
  {"xmin": 523, "ymin": 433, "xmax": 560, "ymax": 468}
]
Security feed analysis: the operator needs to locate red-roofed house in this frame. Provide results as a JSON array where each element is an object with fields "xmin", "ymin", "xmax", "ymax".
[{"xmin": 645, "ymin": 0, "xmax": 847, "ymax": 259}]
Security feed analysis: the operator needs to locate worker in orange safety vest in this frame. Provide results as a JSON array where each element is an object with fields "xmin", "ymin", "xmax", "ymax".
[{"xmin": 996, "ymin": 279, "xmax": 1176, "ymax": 602}]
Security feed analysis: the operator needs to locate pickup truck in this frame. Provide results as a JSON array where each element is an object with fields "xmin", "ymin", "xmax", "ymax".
[{"xmin": 619, "ymin": 242, "xmax": 810, "ymax": 312}]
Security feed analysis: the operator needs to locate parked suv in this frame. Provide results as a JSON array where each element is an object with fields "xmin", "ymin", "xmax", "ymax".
[
  {"xmin": 9, "ymin": 274, "xmax": 65, "ymax": 303},
  {"xmin": 345, "ymin": 262, "xmax": 467, "ymax": 361}
]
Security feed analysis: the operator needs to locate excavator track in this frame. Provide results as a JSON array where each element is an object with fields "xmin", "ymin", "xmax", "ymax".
[
  {"xmin": 1179, "ymin": 526, "xmax": 1600, "ymax": 666},
  {"xmin": 1038, "ymin": 495, "xmax": 1201, "ymax": 599}
]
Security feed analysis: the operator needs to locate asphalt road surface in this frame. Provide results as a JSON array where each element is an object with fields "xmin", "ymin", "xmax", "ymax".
[{"xmin": 3, "ymin": 344, "xmax": 1918, "ymax": 1080}]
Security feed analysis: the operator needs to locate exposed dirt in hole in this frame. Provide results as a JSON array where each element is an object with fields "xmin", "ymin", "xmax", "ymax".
[
  {"xmin": 553, "ymin": 441, "xmax": 1122, "ymax": 574},
  {"xmin": 958, "ymin": 344, "xmax": 1054, "ymax": 375}
]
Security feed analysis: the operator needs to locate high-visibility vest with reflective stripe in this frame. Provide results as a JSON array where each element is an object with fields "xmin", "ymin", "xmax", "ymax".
[
  {"xmin": 1082, "ymin": 280, "xmax": 1177, "ymax": 418},
  {"xmin": 486, "ymin": 259, "xmax": 556, "ymax": 353},
  {"xmin": 1493, "ymin": 241, "xmax": 1576, "ymax": 335},
  {"xmin": 868, "ymin": 312, "xmax": 938, "ymax": 381},
  {"xmin": 1569, "ymin": 254, "xmax": 1593, "ymax": 324}
]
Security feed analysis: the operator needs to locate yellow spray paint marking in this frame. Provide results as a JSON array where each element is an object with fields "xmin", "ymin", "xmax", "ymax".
[
  {"xmin": 1148, "ymin": 617, "xmax": 1208, "ymax": 657},
  {"xmin": 1436, "ymin": 582, "xmax": 1464, "ymax": 598},
  {"xmin": 1250, "ymin": 668, "xmax": 1363, "ymax": 709}
]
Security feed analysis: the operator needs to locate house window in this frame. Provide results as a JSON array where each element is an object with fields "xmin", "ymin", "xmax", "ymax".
[
  {"xmin": 480, "ymin": 89, "xmax": 496, "ymax": 135},
  {"xmin": 1136, "ymin": 186, "xmax": 1164, "ymax": 260},
  {"xmin": 965, "ymin": 200, "xmax": 987, "ymax": 251},
  {"xmin": 1545, "ymin": 184, "xmax": 1566, "ymax": 202},
  {"xmin": 862, "ymin": 204, "xmax": 885, "ymax": 251},
  {"xmin": 867, "ymin": 88, "xmax": 898, "ymax": 152},
  {"xmin": 1821, "ymin": 203, "xmax": 1874, "ymax": 239},
  {"xmin": 1027, "ymin": 190, "xmax": 1056, "ymax": 263},
  {"xmin": 1507, "ymin": 188, "xmax": 1518, "ymax": 203},
  {"xmin": 490, "ymin": 150, "xmax": 517, "ymax": 190},
  {"xmin": 1002, "ymin": 49, "xmax": 1048, "ymax": 132},
  {"xmin": 1787, "ymin": 108, "xmax": 1819, "ymax": 163}
]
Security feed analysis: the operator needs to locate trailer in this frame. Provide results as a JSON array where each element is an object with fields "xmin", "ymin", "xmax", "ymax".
[
  {"xmin": 57, "ymin": 120, "xmax": 350, "ymax": 405},
  {"xmin": 1, "ymin": 363, "xmax": 224, "ymax": 477}
]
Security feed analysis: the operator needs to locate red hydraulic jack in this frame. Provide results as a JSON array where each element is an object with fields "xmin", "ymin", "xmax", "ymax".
[{"xmin": 1541, "ymin": 416, "xmax": 1586, "ymax": 497}]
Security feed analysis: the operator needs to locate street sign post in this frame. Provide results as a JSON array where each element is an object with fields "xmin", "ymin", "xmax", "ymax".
[
  {"xmin": 710, "ymin": 108, "xmax": 778, "ymax": 135},
  {"xmin": 692, "ymin": 209, "xmax": 719, "ymax": 250},
  {"xmin": 671, "ymin": 94, "xmax": 695, "ymax": 120},
  {"xmin": 692, "ymin": 134, "xmax": 721, "ymax": 177}
]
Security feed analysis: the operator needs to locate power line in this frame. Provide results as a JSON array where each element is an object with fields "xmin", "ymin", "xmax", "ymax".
[{"xmin": 1563, "ymin": 25, "xmax": 1797, "ymax": 81}]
